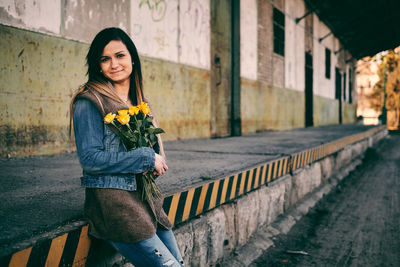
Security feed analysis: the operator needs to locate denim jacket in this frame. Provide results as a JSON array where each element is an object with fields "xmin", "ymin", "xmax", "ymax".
[{"xmin": 73, "ymin": 99, "xmax": 156, "ymax": 191}]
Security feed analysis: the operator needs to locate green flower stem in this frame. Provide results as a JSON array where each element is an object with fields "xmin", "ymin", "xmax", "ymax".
[
  {"xmin": 141, "ymin": 172, "xmax": 161, "ymax": 201},
  {"xmin": 126, "ymin": 124, "xmax": 132, "ymax": 131},
  {"xmin": 133, "ymin": 115, "xmax": 141, "ymax": 135}
]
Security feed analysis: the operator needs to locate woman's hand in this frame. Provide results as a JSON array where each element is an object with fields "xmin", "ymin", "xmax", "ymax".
[{"xmin": 154, "ymin": 153, "xmax": 168, "ymax": 175}]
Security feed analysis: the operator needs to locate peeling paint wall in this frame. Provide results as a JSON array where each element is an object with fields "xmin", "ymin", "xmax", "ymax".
[
  {"xmin": 64, "ymin": 0, "xmax": 130, "ymax": 43},
  {"xmin": 284, "ymin": 0, "xmax": 305, "ymax": 92},
  {"xmin": 241, "ymin": 78, "xmax": 305, "ymax": 133},
  {"xmin": 0, "ymin": 26, "xmax": 87, "ymax": 157},
  {"xmin": 131, "ymin": 0, "xmax": 178, "ymax": 63},
  {"xmin": 178, "ymin": 0, "xmax": 210, "ymax": 69},
  {"xmin": 131, "ymin": 0, "xmax": 210, "ymax": 70},
  {"xmin": 0, "ymin": 0, "xmax": 357, "ymax": 157},
  {"xmin": 313, "ymin": 95, "xmax": 339, "ymax": 126},
  {"xmin": 0, "ymin": 25, "xmax": 211, "ymax": 157},
  {"xmin": 240, "ymin": 0, "xmax": 257, "ymax": 80},
  {"xmin": 141, "ymin": 58, "xmax": 211, "ymax": 140},
  {"xmin": 313, "ymin": 14, "xmax": 336, "ymax": 99},
  {"xmin": 0, "ymin": 0, "xmax": 61, "ymax": 34}
]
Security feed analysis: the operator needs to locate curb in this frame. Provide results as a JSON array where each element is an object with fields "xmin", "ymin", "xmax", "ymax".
[{"xmin": 222, "ymin": 158, "xmax": 363, "ymax": 266}]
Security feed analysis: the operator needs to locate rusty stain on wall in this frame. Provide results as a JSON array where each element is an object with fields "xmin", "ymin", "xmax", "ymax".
[
  {"xmin": 313, "ymin": 95, "xmax": 339, "ymax": 126},
  {"xmin": 241, "ymin": 78, "xmax": 305, "ymax": 133},
  {"xmin": 141, "ymin": 57, "xmax": 211, "ymax": 141},
  {"xmin": 0, "ymin": 25, "xmax": 88, "ymax": 157}
]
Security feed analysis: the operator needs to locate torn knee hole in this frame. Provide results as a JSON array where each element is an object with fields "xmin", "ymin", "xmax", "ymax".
[
  {"xmin": 162, "ymin": 259, "xmax": 175, "ymax": 266},
  {"xmin": 154, "ymin": 249, "xmax": 162, "ymax": 257}
]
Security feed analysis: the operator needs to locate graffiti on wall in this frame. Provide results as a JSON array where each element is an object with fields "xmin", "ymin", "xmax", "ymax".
[
  {"xmin": 132, "ymin": 0, "xmax": 209, "ymax": 69},
  {"xmin": 132, "ymin": 0, "xmax": 177, "ymax": 62},
  {"xmin": 178, "ymin": 0, "xmax": 210, "ymax": 69},
  {"xmin": 139, "ymin": 0, "xmax": 167, "ymax": 22}
]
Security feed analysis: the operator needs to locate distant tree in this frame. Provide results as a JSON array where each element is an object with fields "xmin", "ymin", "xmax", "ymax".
[{"xmin": 370, "ymin": 49, "xmax": 400, "ymax": 129}]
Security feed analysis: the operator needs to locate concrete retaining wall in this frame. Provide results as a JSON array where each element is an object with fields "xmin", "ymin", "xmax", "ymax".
[{"xmin": 171, "ymin": 128, "xmax": 386, "ymax": 266}]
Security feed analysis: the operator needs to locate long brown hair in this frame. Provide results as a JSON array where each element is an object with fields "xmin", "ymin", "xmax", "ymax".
[
  {"xmin": 69, "ymin": 28, "xmax": 166, "ymax": 158},
  {"xmin": 70, "ymin": 27, "xmax": 145, "ymax": 135}
]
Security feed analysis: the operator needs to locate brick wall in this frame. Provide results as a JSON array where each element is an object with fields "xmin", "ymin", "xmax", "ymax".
[{"xmin": 257, "ymin": 0, "xmax": 285, "ymax": 87}]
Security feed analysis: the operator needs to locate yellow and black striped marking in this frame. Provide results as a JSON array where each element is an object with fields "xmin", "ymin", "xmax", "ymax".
[
  {"xmin": 163, "ymin": 156, "xmax": 291, "ymax": 226},
  {"xmin": 1, "ymin": 225, "xmax": 90, "ymax": 267},
  {"xmin": 2, "ymin": 126, "xmax": 386, "ymax": 266}
]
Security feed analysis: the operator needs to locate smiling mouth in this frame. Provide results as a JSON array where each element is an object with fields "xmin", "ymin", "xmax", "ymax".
[{"xmin": 110, "ymin": 70, "xmax": 123, "ymax": 74}]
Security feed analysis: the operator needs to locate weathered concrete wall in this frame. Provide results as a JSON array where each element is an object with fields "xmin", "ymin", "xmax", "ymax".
[
  {"xmin": 131, "ymin": 0, "xmax": 178, "ymax": 64},
  {"xmin": 313, "ymin": 94, "xmax": 339, "ymax": 126},
  {"xmin": 142, "ymin": 57, "xmax": 211, "ymax": 141},
  {"xmin": 172, "ymin": 130, "xmax": 385, "ymax": 266},
  {"xmin": 0, "ymin": 0, "xmax": 61, "ymax": 34},
  {"xmin": 0, "ymin": 25, "xmax": 211, "ymax": 157},
  {"xmin": 0, "ymin": 0, "xmax": 360, "ymax": 157},
  {"xmin": 284, "ymin": 0, "xmax": 305, "ymax": 92},
  {"xmin": 313, "ymin": 14, "xmax": 336, "ymax": 99},
  {"xmin": 343, "ymin": 102, "xmax": 357, "ymax": 123},
  {"xmin": 240, "ymin": 0, "xmax": 257, "ymax": 80},
  {"xmin": 64, "ymin": 0, "xmax": 130, "ymax": 43},
  {"xmin": 131, "ymin": 0, "xmax": 210, "ymax": 70},
  {"xmin": 241, "ymin": 78, "xmax": 305, "ymax": 133},
  {"xmin": 257, "ymin": 0, "xmax": 273, "ymax": 85},
  {"xmin": 0, "ymin": 25, "xmax": 87, "ymax": 157}
]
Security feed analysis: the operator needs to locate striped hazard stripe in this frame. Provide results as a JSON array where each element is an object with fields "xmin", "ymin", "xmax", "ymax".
[
  {"xmin": 1, "ymin": 125, "xmax": 386, "ymax": 266},
  {"xmin": 163, "ymin": 156, "xmax": 291, "ymax": 226},
  {"xmin": 1, "ymin": 225, "xmax": 90, "ymax": 267}
]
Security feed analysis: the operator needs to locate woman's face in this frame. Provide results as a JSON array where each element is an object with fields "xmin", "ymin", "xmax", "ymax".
[{"xmin": 99, "ymin": 40, "xmax": 133, "ymax": 84}]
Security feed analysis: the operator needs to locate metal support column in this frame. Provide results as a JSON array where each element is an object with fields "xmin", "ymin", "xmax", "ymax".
[{"xmin": 231, "ymin": 0, "xmax": 241, "ymax": 136}]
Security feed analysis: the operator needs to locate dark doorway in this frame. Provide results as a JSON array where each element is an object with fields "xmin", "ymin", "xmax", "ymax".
[
  {"xmin": 305, "ymin": 52, "xmax": 314, "ymax": 127},
  {"xmin": 335, "ymin": 67, "xmax": 342, "ymax": 124}
]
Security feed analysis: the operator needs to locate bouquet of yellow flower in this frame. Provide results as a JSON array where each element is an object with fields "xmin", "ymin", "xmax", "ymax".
[{"xmin": 104, "ymin": 102, "xmax": 164, "ymax": 201}]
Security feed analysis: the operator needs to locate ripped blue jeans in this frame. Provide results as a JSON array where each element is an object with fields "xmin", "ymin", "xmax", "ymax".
[{"xmin": 109, "ymin": 229, "xmax": 184, "ymax": 267}]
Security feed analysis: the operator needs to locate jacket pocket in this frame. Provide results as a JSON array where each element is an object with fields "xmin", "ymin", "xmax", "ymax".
[{"xmin": 103, "ymin": 125, "xmax": 121, "ymax": 152}]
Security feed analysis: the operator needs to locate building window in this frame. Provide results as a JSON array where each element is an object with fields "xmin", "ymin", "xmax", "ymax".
[
  {"xmin": 325, "ymin": 48, "xmax": 331, "ymax": 79},
  {"xmin": 273, "ymin": 8, "xmax": 285, "ymax": 56}
]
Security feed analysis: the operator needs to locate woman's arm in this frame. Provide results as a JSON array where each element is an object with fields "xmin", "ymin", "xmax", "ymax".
[{"xmin": 73, "ymin": 99, "xmax": 155, "ymax": 175}]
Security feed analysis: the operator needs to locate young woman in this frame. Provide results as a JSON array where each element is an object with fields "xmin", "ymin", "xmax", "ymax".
[{"xmin": 71, "ymin": 27, "xmax": 184, "ymax": 267}]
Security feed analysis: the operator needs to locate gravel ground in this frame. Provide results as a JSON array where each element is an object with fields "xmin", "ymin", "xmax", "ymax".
[{"xmin": 252, "ymin": 134, "xmax": 400, "ymax": 266}]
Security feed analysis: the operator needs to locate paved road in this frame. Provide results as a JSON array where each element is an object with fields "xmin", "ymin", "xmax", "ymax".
[{"xmin": 252, "ymin": 134, "xmax": 400, "ymax": 266}]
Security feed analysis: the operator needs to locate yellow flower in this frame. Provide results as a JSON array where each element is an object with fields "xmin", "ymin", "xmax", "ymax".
[
  {"xmin": 104, "ymin": 113, "xmax": 116, "ymax": 124},
  {"xmin": 129, "ymin": 105, "xmax": 140, "ymax": 116},
  {"xmin": 117, "ymin": 114, "xmax": 130, "ymax": 125},
  {"xmin": 117, "ymin": 110, "xmax": 129, "ymax": 116},
  {"xmin": 139, "ymin": 102, "xmax": 150, "ymax": 115}
]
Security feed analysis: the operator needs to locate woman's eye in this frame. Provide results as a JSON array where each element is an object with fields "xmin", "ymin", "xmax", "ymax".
[
  {"xmin": 117, "ymin": 54, "xmax": 125, "ymax": 58},
  {"xmin": 100, "ymin": 57, "xmax": 109, "ymax": 63}
]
